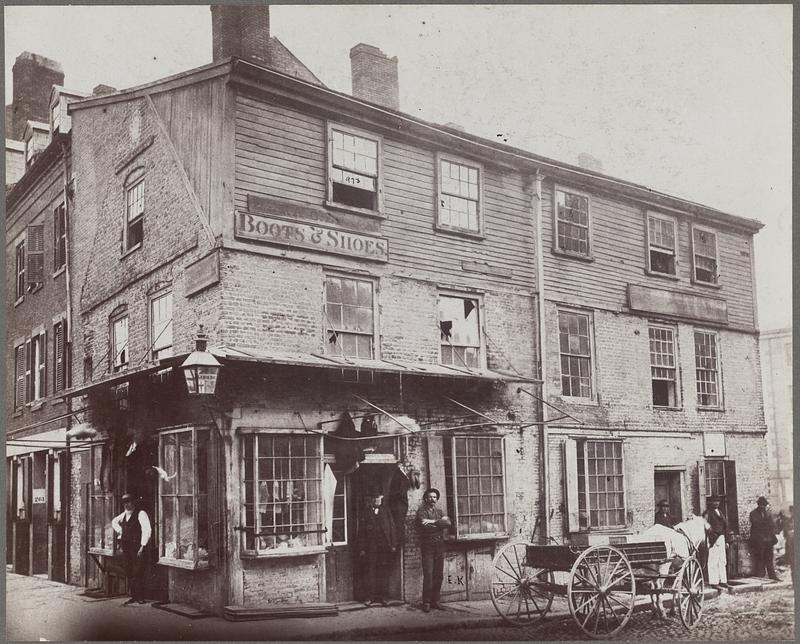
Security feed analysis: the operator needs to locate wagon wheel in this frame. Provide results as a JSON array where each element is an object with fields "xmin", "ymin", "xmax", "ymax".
[
  {"xmin": 673, "ymin": 555, "xmax": 704, "ymax": 629},
  {"xmin": 490, "ymin": 542, "xmax": 555, "ymax": 626},
  {"xmin": 567, "ymin": 545, "xmax": 635, "ymax": 639}
]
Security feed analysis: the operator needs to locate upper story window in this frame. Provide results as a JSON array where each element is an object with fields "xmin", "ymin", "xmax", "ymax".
[
  {"xmin": 111, "ymin": 315, "xmax": 129, "ymax": 372},
  {"xmin": 328, "ymin": 125, "xmax": 381, "ymax": 213},
  {"xmin": 554, "ymin": 187, "xmax": 591, "ymax": 257},
  {"xmin": 15, "ymin": 237, "xmax": 26, "ymax": 301},
  {"xmin": 52, "ymin": 319, "xmax": 69, "ymax": 394},
  {"xmin": 125, "ymin": 178, "xmax": 145, "ymax": 252},
  {"xmin": 150, "ymin": 291, "xmax": 173, "ymax": 361},
  {"xmin": 15, "ymin": 225, "xmax": 45, "ymax": 300},
  {"xmin": 325, "ymin": 275, "xmax": 375, "ymax": 359},
  {"xmin": 439, "ymin": 294, "xmax": 481, "ymax": 369},
  {"xmin": 649, "ymin": 325, "xmax": 679, "ymax": 408},
  {"xmin": 558, "ymin": 309, "xmax": 593, "ymax": 398},
  {"xmin": 53, "ymin": 203, "xmax": 67, "ymax": 272},
  {"xmin": 694, "ymin": 330, "xmax": 721, "ymax": 408},
  {"xmin": 436, "ymin": 156, "xmax": 482, "ymax": 234},
  {"xmin": 647, "ymin": 213, "xmax": 677, "ymax": 276},
  {"xmin": 692, "ymin": 226, "xmax": 719, "ymax": 285},
  {"xmin": 27, "ymin": 330, "xmax": 47, "ymax": 403},
  {"xmin": 14, "ymin": 343, "xmax": 26, "ymax": 411}
]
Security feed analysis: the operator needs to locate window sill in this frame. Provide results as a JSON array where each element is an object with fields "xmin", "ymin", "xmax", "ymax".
[
  {"xmin": 14, "ymin": 296, "xmax": 24, "ymax": 307},
  {"xmin": 644, "ymin": 269, "xmax": 679, "ymax": 281},
  {"xmin": 698, "ymin": 407, "xmax": 726, "ymax": 413},
  {"xmin": 12, "ymin": 409, "xmax": 23, "ymax": 418},
  {"xmin": 121, "ymin": 243, "xmax": 142, "ymax": 259},
  {"xmin": 158, "ymin": 557, "xmax": 210, "ymax": 571},
  {"xmin": 324, "ymin": 200, "xmax": 385, "ymax": 220},
  {"xmin": 552, "ymin": 248, "xmax": 594, "ymax": 263},
  {"xmin": 51, "ymin": 395, "xmax": 66, "ymax": 406},
  {"xmin": 652, "ymin": 405, "xmax": 684, "ymax": 412},
  {"xmin": 241, "ymin": 546, "xmax": 327, "ymax": 559},
  {"xmin": 52, "ymin": 265, "xmax": 66, "ymax": 279},
  {"xmin": 690, "ymin": 278, "xmax": 722, "ymax": 290},
  {"xmin": 28, "ymin": 400, "xmax": 44, "ymax": 412},
  {"xmin": 559, "ymin": 396, "xmax": 599, "ymax": 406},
  {"xmin": 27, "ymin": 284, "xmax": 43, "ymax": 295},
  {"xmin": 433, "ymin": 223, "xmax": 485, "ymax": 241}
]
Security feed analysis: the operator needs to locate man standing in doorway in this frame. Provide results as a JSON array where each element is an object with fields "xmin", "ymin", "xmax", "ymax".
[
  {"xmin": 654, "ymin": 499, "xmax": 675, "ymax": 527},
  {"xmin": 357, "ymin": 490, "xmax": 398, "ymax": 607},
  {"xmin": 749, "ymin": 496, "xmax": 780, "ymax": 580},
  {"xmin": 112, "ymin": 492, "xmax": 152, "ymax": 605},
  {"xmin": 703, "ymin": 496, "xmax": 730, "ymax": 589},
  {"xmin": 416, "ymin": 488, "xmax": 451, "ymax": 612}
]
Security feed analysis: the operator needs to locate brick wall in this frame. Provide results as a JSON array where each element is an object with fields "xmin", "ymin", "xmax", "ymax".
[
  {"xmin": 10, "ymin": 52, "xmax": 64, "ymax": 140},
  {"xmin": 349, "ymin": 44, "xmax": 399, "ymax": 110}
]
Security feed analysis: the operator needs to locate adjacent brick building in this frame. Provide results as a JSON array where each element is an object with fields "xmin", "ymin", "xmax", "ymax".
[{"xmin": 6, "ymin": 4, "xmax": 770, "ymax": 614}]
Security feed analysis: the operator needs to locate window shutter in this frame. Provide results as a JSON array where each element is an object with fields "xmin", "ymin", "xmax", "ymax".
[
  {"xmin": 39, "ymin": 331, "xmax": 47, "ymax": 398},
  {"xmin": 724, "ymin": 460, "xmax": 739, "ymax": 534},
  {"xmin": 53, "ymin": 323, "xmax": 64, "ymax": 393},
  {"xmin": 563, "ymin": 438, "xmax": 580, "ymax": 533},
  {"xmin": 15, "ymin": 345, "xmax": 26, "ymax": 408},
  {"xmin": 25, "ymin": 338, "xmax": 33, "ymax": 403},
  {"xmin": 696, "ymin": 460, "xmax": 706, "ymax": 513},
  {"xmin": 26, "ymin": 225, "xmax": 45, "ymax": 289}
]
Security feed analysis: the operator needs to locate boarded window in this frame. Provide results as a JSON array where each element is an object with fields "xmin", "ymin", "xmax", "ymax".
[
  {"xmin": 694, "ymin": 331, "xmax": 720, "ymax": 408},
  {"xmin": 555, "ymin": 189, "xmax": 590, "ymax": 256},
  {"xmin": 325, "ymin": 276, "xmax": 374, "ymax": 359},
  {"xmin": 648, "ymin": 214, "xmax": 676, "ymax": 275},
  {"xmin": 650, "ymin": 325, "xmax": 678, "ymax": 407},
  {"xmin": 439, "ymin": 295, "xmax": 481, "ymax": 369},
  {"xmin": 329, "ymin": 128, "xmax": 379, "ymax": 211},
  {"xmin": 125, "ymin": 180, "xmax": 144, "ymax": 250},
  {"xmin": 692, "ymin": 227, "xmax": 718, "ymax": 284},
  {"xmin": 438, "ymin": 159, "xmax": 480, "ymax": 232},
  {"xmin": 26, "ymin": 224, "xmax": 45, "ymax": 291},
  {"xmin": 558, "ymin": 310, "xmax": 592, "ymax": 398}
]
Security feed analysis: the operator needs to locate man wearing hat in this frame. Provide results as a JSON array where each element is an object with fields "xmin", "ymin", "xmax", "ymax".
[
  {"xmin": 357, "ymin": 489, "xmax": 398, "ymax": 607},
  {"xmin": 703, "ymin": 496, "xmax": 730, "ymax": 588},
  {"xmin": 654, "ymin": 499, "xmax": 675, "ymax": 527},
  {"xmin": 749, "ymin": 496, "xmax": 780, "ymax": 580},
  {"xmin": 416, "ymin": 488, "xmax": 451, "ymax": 612},
  {"xmin": 111, "ymin": 493, "xmax": 152, "ymax": 605}
]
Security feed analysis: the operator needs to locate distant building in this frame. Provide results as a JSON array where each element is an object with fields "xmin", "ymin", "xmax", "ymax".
[{"xmin": 760, "ymin": 328, "xmax": 793, "ymax": 508}]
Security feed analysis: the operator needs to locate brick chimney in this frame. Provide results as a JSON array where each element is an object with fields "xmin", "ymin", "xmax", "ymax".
[
  {"xmin": 350, "ymin": 44, "xmax": 399, "ymax": 110},
  {"xmin": 211, "ymin": 4, "xmax": 271, "ymax": 66},
  {"xmin": 10, "ymin": 52, "xmax": 64, "ymax": 140}
]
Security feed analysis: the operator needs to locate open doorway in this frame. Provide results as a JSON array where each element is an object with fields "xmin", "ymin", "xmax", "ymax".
[{"xmin": 654, "ymin": 469, "xmax": 683, "ymax": 523}]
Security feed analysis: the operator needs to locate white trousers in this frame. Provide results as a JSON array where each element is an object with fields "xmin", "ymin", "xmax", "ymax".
[{"xmin": 707, "ymin": 535, "xmax": 727, "ymax": 584}]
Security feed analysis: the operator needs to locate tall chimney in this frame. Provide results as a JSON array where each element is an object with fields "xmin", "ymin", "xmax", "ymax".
[
  {"xmin": 11, "ymin": 52, "xmax": 64, "ymax": 140},
  {"xmin": 350, "ymin": 44, "xmax": 399, "ymax": 111},
  {"xmin": 211, "ymin": 4, "xmax": 271, "ymax": 66}
]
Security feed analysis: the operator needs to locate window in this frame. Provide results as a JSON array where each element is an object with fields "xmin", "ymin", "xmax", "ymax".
[
  {"xmin": 443, "ymin": 435, "xmax": 507, "ymax": 538},
  {"xmin": 53, "ymin": 203, "xmax": 66, "ymax": 272},
  {"xmin": 558, "ymin": 310, "xmax": 592, "ymax": 398},
  {"xmin": 565, "ymin": 439, "xmax": 626, "ymax": 532},
  {"xmin": 325, "ymin": 276, "xmax": 374, "ymax": 359},
  {"xmin": 647, "ymin": 213, "xmax": 676, "ymax": 275},
  {"xmin": 14, "ymin": 343, "xmax": 26, "ymax": 411},
  {"xmin": 695, "ymin": 331, "xmax": 721, "ymax": 408},
  {"xmin": 328, "ymin": 126, "xmax": 380, "ymax": 212},
  {"xmin": 330, "ymin": 474, "xmax": 348, "ymax": 545},
  {"xmin": 241, "ymin": 434, "xmax": 323, "ymax": 555},
  {"xmin": 15, "ymin": 238, "xmax": 25, "ymax": 300},
  {"xmin": 649, "ymin": 325, "xmax": 679, "ymax": 407},
  {"xmin": 439, "ymin": 295, "xmax": 481, "ymax": 369},
  {"xmin": 437, "ymin": 157, "xmax": 481, "ymax": 233},
  {"xmin": 88, "ymin": 444, "xmax": 115, "ymax": 553},
  {"xmin": 27, "ymin": 330, "xmax": 46, "ymax": 403},
  {"xmin": 150, "ymin": 291, "xmax": 173, "ymax": 360},
  {"xmin": 555, "ymin": 188, "xmax": 590, "ymax": 257},
  {"xmin": 125, "ymin": 179, "xmax": 144, "ymax": 251},
  {"xmin": 52, "ymin": 320, "xmax": 69, "ymax": 393},
  {"xmin": 111, "ymin": 315, "xmax": 129, "ymax": 372},
  {"xmin": 14, "ymin": 456, "xmax": 30, "ymax": 521},
  {"xmin": 699, "ymin": 459, "xmax": 738, "ymax": 534},
  {"xmin": 158, "ymin": 427, "xmax": 210, "ymax": 569},
  {"xmin": 692, "ymin": 226, "xmax": 718, "ymax": 284},
  {"xmin": 26, "ymin": 224, "xmax": 45, "ymax": 291},
  {"xmin": 48, "ymin": 451, "xmax": 65, "ymax": 522}
]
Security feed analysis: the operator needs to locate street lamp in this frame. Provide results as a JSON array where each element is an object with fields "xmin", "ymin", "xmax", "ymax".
[{"xmin": 180, "ymin": 325, "xmax": 222, "ymax": 395}]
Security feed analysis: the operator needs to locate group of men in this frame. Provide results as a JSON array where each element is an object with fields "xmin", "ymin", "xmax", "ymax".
[{"xmin": 655, "ymin": 494, "xmax": 792, "ymax": 589}]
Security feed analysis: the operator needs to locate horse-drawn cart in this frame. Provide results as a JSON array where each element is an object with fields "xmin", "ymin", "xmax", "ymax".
[{"xmin": 489, "ymin": 540, "xmax": 705, "ymax": 638}]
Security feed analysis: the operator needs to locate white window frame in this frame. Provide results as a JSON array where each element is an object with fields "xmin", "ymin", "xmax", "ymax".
[
  {"xmin": 149, "ymin": 290, "xmax": 173, "ymax": 361},
  {"xmin": 330, "ymin": 474, "xmax": 349, "ymax": 546},
  {"xmin": 88, "ymin": 443, "xmax": 115, "ymax": 555},
  {"xmin": 691, "ymin": 224, "xmax": 720, "ymax": 285},
  {"xmin": 694, "ymin": 329, "xmax": 723, "ymax": 409},
  {"xmin": 443, "ymin": 434, "xmax": 508, "ymax": 540},
  {"xmin": 240, "ymin": 431, "xmax": 325, "ymax": 557},
  {"xmin": 646, "ymin": 212, "xmax": 678, "ymax": 277},
  {"xmin": 325, "ymin": 122, "xmax": 383, "ymax": 216},
  {"xmin": 435, "ymin": 153, "xmax": 484, "ymax": 236},
  {"xmin": 557, "ymin": 308, "xmax": 595, "ymax": 400},
  {"xmin": 110, "ymin": 314, "xmax": 129, "ymax": 372},
  {"xmin": 324, "ymin": 274, "xmax": 377, "ymax": 360},
  {"xmin": 649, "ymin": 324, "xmax": 681, "ymax": 409},
  {"xmin": 124, "ymin": 173, "xmax": 145, "ymax": 253},
  {"xmin": 158, "ymin": 425, "xmax": 212, "ymax": 570},
  {"xmin": 14, "ymin": 234, "xmax": 26, "ymax": 302},
  {"xmin": 553, "ymin": 185, "xmax": 592, "ymax": 259},
  {"xmin": 438, "ymin": 292, "xmax": 484, "ymax": 370},
  {"xmin": 28, "ymin": 328, "xmax": 46, "ymax": 403}
]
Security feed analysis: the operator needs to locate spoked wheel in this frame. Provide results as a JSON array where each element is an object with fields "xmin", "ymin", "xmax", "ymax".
[
  {"xmin": 490, "ymin": 542, "xmax": 555, "ymax": 626},
  {"xmin": 673, "ymin": 555, "xmax": 704, "ymax": 629},
  {"xmin": 567, "ymin": 545, "xmax": 635, "ymax": 639}
]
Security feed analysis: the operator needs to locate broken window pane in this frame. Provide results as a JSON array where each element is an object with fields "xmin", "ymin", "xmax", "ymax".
[
  {"xmin": 439, "ymin": 295, "xmax": 480, "ymax": 368},
  {"xmin": 325, "ymin": 276, "xmax": 374, "ymax": 359},
  {"xmin": 556, "ymin": 189, "xmax": 590, "ymax": 256}
]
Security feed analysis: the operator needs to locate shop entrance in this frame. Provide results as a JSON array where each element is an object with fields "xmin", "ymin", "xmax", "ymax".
[
  {"xmin": 654, "ymin": 470, "xmax": 683, "ymax": 522},
  {"xmin": 326, "ymin": 464, "xmax": 407, "ymax": 603}
]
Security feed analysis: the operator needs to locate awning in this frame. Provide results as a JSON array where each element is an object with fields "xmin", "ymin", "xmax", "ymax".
[
  {"xmin": 211, "ymin": 345, "xmax": 535, "ymax": 382},
  {"xmin": 59, "ymin": 354, "xmax": 188, "ymax": 399},
  {"xmin": 5, "ymin": 427, "xmax": 96, "ymax": 456}
]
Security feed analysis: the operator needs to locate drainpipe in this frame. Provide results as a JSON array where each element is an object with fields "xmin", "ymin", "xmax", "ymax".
[
  {"xmin": 61, "ymin": 140, "xmax": 73, "ymax": 583},
  {"xmin": 531, "ymin": 170, "xmax": 549, "ymax": 543}
]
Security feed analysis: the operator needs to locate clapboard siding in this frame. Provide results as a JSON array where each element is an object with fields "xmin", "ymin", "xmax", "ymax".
[
  {"xmin": 234, "ymin": 93, "xmax": 536, "ymax": 292},
  {"xmin": 542, "ymin": 179, "xmax": 756, "ymax": 329}
]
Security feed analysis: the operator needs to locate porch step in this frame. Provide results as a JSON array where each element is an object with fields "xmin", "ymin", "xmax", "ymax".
[
  {"xmin": 153, "ymin": 602, "xmax": 210, "ymax": 619},
  {"xmin": 224, "ymin": 602, "xmax": 338, "ymax": 621}
]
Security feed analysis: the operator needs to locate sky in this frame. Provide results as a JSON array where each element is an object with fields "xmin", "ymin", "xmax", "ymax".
[{"xmin": 4, "ymin": 4, "xmax": 792, "ymax": 330}]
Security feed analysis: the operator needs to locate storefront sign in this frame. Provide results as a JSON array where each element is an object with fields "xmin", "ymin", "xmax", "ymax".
[
  {"xmin": 235, "ymin": 211, "xmax": 389, "ymax": 263},
  {"xmin": 33, "ymin": 489, "xmax": 46, "ymax": 504},
  {"xmin": 628, "ymin": 284, "xmax": 728, "ymax": 324},
  {"xmin": 185, "ymin": 250, "xmax": 220, "ymax": 297}
]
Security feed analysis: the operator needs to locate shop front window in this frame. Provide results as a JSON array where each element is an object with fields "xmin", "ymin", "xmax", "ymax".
[{"xmin": 88, "ymin": 444, "xmax": 115, "ymax": 553}]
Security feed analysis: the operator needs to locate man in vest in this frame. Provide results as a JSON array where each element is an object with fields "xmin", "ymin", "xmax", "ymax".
[
  {"xmin": 654, "ymin": 499, "xmax": 675, "ymax": 527},
  {"xmin": 416, "ymin": 488, "xmax": 451, "ymax": 612},
  {"xmin": 112, "ymin": 492, "xmax": 152, "ymax": 605},
  {"xmin": 357, "ymin": 490, "xmax": 398, "ymax": 607},
  {"xmin": 703, "ymin": 496, "xmax": 730, "ymax": 589}
]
